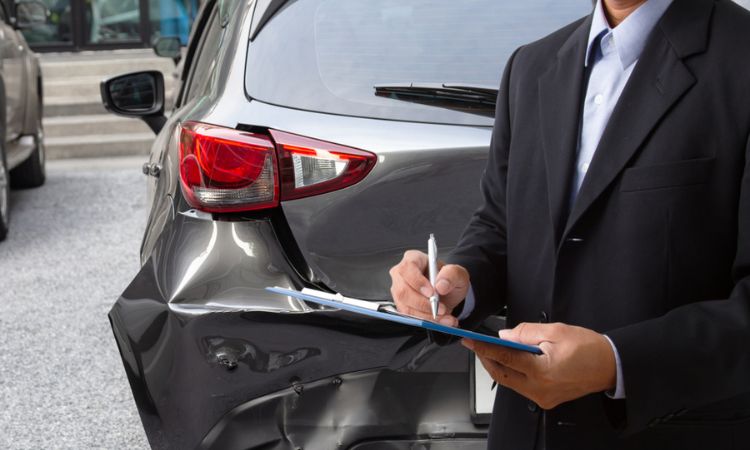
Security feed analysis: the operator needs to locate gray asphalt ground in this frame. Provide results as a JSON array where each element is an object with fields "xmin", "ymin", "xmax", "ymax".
[{"xmin": 0, "ymin": 157, "xmax": 149, "ymax": 449}]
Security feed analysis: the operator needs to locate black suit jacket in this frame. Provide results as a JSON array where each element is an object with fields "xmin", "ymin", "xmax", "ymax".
[{"xmin": 449, "ymin": 0, "xmax": 750, "ymax": 449}]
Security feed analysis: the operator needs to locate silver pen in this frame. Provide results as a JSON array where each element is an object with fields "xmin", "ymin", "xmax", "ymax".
[{"xmin": 427, "ymin": 233, "xmax": 439, "ymax": 320}]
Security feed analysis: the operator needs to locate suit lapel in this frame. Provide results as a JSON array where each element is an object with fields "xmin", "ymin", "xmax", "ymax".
[
  {"xmin": 561, "ymin": 0, "xmax": 713, "ymax": 242},
  {"xmin": 538, "ymin": 16, "xmax": 592, "ymax": 245}
]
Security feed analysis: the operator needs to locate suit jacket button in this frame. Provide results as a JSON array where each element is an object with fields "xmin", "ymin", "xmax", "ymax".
[
  {"xmin": 527, "ymin": 402, "xmax": 539, "ymax": 412},
  {"xmin": 539, "ymin": 311, "xmax": 548, "ymax": 323}
]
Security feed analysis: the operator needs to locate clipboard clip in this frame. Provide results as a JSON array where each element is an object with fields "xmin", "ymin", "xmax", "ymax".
[{"xmin": 300, "ymin": 288, "xmax": 395, "ymax": 312}]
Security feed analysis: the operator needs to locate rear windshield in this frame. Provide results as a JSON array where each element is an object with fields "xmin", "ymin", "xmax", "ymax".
[{"xmin": 246, "ymin": 0, "xmax": 591, "ymax": 126}]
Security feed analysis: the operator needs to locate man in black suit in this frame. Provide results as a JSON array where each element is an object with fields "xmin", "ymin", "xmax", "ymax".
[{"xmin": 389, "ymin": 0, "xmax": 750, "ymax": 448}]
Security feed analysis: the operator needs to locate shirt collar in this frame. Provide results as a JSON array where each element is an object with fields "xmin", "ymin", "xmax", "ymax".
[{"xmin": 585, "ymin": 0, "xmax": 673, "ymax": 69}]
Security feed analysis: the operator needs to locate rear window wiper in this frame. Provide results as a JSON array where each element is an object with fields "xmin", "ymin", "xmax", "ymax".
[{"xmin": 374, "ymin": 83, "xmax": 498, "ymax": 116}]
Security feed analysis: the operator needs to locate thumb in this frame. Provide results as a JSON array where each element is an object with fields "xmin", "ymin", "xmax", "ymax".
[
  {"xmin": 498, "ymin": 322, "xmax": 551, "ymax": 345},
  {"xmin": 434, "ymin": 264, "xmax": 468, "ymax": 296}
]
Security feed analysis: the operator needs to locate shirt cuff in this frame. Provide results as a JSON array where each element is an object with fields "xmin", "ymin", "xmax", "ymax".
[
  {"xmin": 456, "ymin": 284, "xmax": 476, "ymax": 321},
  {"xmin": 603, "ymin": 334, "xmax": 626, "ymax": 399}
]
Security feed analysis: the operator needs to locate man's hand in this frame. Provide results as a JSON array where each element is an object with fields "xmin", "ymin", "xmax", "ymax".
[
  {"xmin": 389, "ymin": 250, "xmax": 470, "ymax": 326},
  {"xmin": 463, "ymin": 322, "xmax": 616, "ymax": 410}
]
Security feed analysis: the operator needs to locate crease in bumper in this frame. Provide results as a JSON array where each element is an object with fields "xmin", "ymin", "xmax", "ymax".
[
  {"xmin": 199, "ymin": 369, "xmax": 486, "ymax": 450},
  {"xmin": 110, "ymin": 217, "xmax": 486, "ymax": 449}
]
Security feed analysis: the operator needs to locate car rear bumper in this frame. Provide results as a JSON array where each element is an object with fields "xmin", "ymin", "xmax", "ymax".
[
  {"xmin": 198, "ymin": 368, "xmax": 486, "ymax": 449},
  {"xmin": 109, "ymin": 216, "xmax": 488, "ymax": 449}
]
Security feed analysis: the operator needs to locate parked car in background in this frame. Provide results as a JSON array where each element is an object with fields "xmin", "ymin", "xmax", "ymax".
[
  {"xmin": 101, "ymin": 0, "xmax": 590, "ymax": 448},
  {"xmin": 0, "ymin": 0, "xmax": 46, "ymax": 241}
]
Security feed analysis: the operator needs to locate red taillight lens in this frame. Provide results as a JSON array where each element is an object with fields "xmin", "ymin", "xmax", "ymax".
[
  {"xmin": 178, "ymin": 122, "xmax": 376, "ymax": 212},
  {"xmin": 179, "ymin": 121, "xmax": 278, "ymax": 212},
  {"xmin": 270, "ymin": 129, "xmax": 377, "ymax": 201}
]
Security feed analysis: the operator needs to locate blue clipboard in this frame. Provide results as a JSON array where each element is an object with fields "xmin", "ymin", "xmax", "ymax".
[{"xmin": 266, "ymin": 286, "xmax": 542, "ymax": 355}]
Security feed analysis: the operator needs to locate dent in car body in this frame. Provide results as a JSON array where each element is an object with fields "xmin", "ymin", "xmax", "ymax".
[
  {"xmin": 110, "ymin": 213, "xmax": 487, "ymax": 448},
  {"xmin": 199, "ymin": 369, "xmax": 487, "ymax": 450}
]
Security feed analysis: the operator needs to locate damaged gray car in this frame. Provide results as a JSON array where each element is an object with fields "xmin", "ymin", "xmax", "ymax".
[{"xmin": 101, "ymin": 0, "xmax": 589, "ymax": 448}]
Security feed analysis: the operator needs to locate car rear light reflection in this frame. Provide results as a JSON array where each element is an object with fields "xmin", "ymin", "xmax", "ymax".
[
  {"xmin": 178, "ymin": 122, "xmax": 376, "ymax": 212},
  {"xmin": 179, "ymin": 121, "xmax": 279, "ymax": 212},
  {"xmin": 270, "ymin": 129, "xmax": 376, "ymax": 201}
]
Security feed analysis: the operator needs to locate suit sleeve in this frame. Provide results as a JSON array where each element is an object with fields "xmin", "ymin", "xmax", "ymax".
[
  {"xmin": 447, "ymin": 48, "xmax": 521, "ymax": 330},
  {"xmin": 606, "ymin": 133, "xmax": 750, "ymax": 434}
]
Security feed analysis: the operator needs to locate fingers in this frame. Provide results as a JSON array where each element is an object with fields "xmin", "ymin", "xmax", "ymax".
[
  {"xmin": 403, "ymin": 249, "xmax": 428, "ymax": 271},
  {"xmin": 463, "ymin": 338, "xmax": 540, "ymax": 374},
  {"xmin": 397, "ymin": 304, "xmax": 457, "ymax": 326},
  {"xmin": 466, "ymin": 324, "xmax": 610, "ymax": 410},
  {"xmin": 390, "ymin": 281, "xmax": 447, "ymax": 316},
  {"xmin": 498, "ymin": 322, "xmax": 558, "ymax": 345},
  {"xmin": 390, "ymin": 250, "xmax": 450, "ymax": 319},
  {"xmin": 391, "ymin": 250, "xmax": 432, "ymax": 297},
  {"xmin": 468, "ymin": 340, "xmax": 540, "ymax": 409},
  {"xmin": 435, "ymin": 264, "xmax": 469, "ymax": 296},
  {"xmin": 438, "ymin": 314, "xmax": 458, "ymax": 327},
  {"xmin": 389, "ymin": 251, "xmax": 470, "ymax": 325},
  {"xmin": 476, "ymin": 354, "xmax": 527, "ymax": 390}
]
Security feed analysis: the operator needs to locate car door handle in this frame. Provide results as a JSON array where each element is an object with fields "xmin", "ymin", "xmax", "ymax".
[{"xmin": 142, "ymin": 162, "xmax": 161, "ymax": 178}]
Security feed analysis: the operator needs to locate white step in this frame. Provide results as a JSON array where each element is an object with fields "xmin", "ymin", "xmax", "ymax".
[
  {"xmin": 44, "ymin": 96, "xmax": 107, "ymax": 117},
  {"xmin": 39, "ymin": 50, "xmax": 174, "ymax": 159},
  {"xmin": 43, "ymin": 75, "xmax": 177, "ymax": 99},
  {"xmin": 40, "ymin": 50, "xmax": 176, "ymax": 80},
  {"xmin": 46, "ymin": 133, "xmax": 154, "ymax": 160},
  {"xmin": 44, "ymin": 114, "xmax": 153, "ymax": 138},
  {"xmin": 44, "ymin": 95, "xmax": 174, "ymax": 117}
]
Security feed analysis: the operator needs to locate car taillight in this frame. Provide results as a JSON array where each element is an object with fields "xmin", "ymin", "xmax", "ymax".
[
  {"xmin": 179, "ymin": 121, "xmax": 278, "ymax": 212},
  {"xmin": 270, "ymin": 129, "xmax": 376, "ymax": 201},
  {"xmin": 178, "ymin": 122, "xmax": 376, "ymax": 212}
]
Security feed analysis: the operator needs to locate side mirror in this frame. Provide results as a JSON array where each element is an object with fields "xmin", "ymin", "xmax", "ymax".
[
  {"xmin": 101, "ymin": 71, "xmax": 166, "ymax": 134},
  {"xmin": 153, "ymin": 36, "xmax": 182, "ymax": 65},
  {"xmin": 15, "ymin": 0, "xmax": 49, "ymax": 29}
]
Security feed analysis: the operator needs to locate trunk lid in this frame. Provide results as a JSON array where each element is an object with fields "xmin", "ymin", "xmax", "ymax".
[{"xmin": 277, "ymin": 116, "xmax": 490, "ymax": 300}]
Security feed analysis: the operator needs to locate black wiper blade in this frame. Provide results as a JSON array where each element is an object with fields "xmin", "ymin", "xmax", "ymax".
[
  {"xmin": 441, "ymin": 83, "xmax": 499, "ymax": 97},
  {"xmin": 374, "ymin": 83, "xmax": 498, "ymax": 116}
]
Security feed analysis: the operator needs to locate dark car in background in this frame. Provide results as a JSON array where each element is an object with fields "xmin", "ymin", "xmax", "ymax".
[
  {"xmin": 101, "ymin": 0, "xmax": 590, "ymax": 448},
  {"xmin": 0, "ymin": 0, "xmax": 46, "ymax": 241}
]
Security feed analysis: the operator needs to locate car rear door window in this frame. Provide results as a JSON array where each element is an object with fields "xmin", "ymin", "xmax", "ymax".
[{"xmin": 183, "ymin": 4, "xmax": 224, "ymax": 103}]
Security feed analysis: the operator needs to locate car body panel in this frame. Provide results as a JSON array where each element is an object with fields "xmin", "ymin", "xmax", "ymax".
[
  {"xmin": 112, "ymin": 2, "xmax": 491, "ymax": 444},
  {"xmin": 146, "ymin": 0, "xmax": 492, "ymax": 299},
  {"xmin": 0, "ymin": 15, "xmax": 24, "ymax": 139},
  {"xmin": 199, "ymin": 95, "xmax": 491, "ymax": 300},
  {"xmin": 112, "ymin": 213, "xmax": 483, "ymax": 449},
  {"xmin": 20, "ymin": 36, "xmax": 41, "ymax": 134},
  {"xmin": 198, "ymin": 370, "xmax": 486, "ymax": 450},
  {"xmin": 0, "ymin": 1, "xmax": 39, "ymax": 145},
  {"xmin": 0, "ymin": 1, "xmax": 44, "ymax": 241},
  {"xmin": 108, "ymin": 0, "xmax": 596, "ymax": 447}
]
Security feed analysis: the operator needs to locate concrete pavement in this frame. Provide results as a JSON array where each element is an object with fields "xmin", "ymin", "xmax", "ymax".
[{"xmin": 0, "ymin": 157, "xmax": 149, "ymax": 449}]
